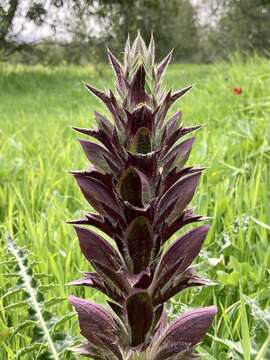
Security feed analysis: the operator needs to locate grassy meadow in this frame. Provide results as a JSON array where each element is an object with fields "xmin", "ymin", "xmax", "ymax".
[{"xmin": 0, "ymin": 57, "xmax": 270, "ymax": 359}]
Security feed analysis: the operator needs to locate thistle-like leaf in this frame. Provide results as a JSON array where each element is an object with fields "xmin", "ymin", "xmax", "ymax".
[
  {"xmin": 148, "ymin": 33, "xmax": 155, "ymax": 65},
  {"xmin": 4, "ymin": 234, "xmax": 74, "ymax": 359},
  {"xmin": 162, "ymin": 137, "xmax": 195, "ymax": 174}
]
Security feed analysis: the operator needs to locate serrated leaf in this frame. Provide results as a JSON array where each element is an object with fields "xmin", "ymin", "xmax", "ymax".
[
  {"xmin": 1, "ymin": 288, "xmax": 23, "ymax": 299},
  {"xmin": 6, "ymin": 234, "xmax": 61, "ymax": 360},
  {"xmin": 52, "ymin": 312, "xmax": 76, "ymax": 330},
  {"xmin": 4, "ymin": 301, "xmax": 28, "ymax": 311},
  {"xmin": 10, "ymin": 320, "xmax": 37, "ymax": 340},
  {"xmin": 16, "ymin": 343, "xmax": 47, "ymax": 358},
  {"xmin": 44, "ymin": 297, "xmax": 66, "ymax": 308}
]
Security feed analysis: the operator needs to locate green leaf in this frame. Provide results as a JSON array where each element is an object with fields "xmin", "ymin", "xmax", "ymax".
[
  {"xmin": 16, "ymin": 343, "xmax": 47, "ymax": 358},
  {"xmin": 44, "ymin": 297, "xmax": 66, "ymax": 308},
  {"xmin": 4, "ymin": 301, "xmax": 28, "ymax": 311},
  {"xmin": 11, "ymin": 320, "xmax": 37, "ymax": 340},
  {"xmin": 240, "ymin": 290, "xmax": 251, "ymax": 360}
]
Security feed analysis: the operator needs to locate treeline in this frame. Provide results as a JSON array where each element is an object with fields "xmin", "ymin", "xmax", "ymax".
[{"xmin": 1, "ymin": 0, "xmax": 270, "ymax": 65}]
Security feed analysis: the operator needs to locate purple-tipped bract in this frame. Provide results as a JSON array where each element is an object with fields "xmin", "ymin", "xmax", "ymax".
[{"xmin": 68, "ymin": 33, "xmax": 217, "ymax": 359}]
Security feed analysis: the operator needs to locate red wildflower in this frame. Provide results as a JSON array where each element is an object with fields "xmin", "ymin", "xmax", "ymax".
[{"xmin": 233, "ymin": 87, "xmax": 242, "ymax": 95}]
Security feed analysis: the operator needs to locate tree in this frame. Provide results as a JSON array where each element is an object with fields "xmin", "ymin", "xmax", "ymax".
[
  {"xmin": 0, "ymin": 0, "xmax": 20, "ymax": 55},
  {"xmin": 206, "ymin": 0, "xmax": 270, "ymax": 58},
  {"xmin": 0, "ymin": 0, "xmax": 200, "ymax": 62},
  {"xmin": 95, "ymin": 0, "xmax": 199, "ymax": 61},
  {"xmin": 0, "ymin": 0, "xmax": 96, "ymax": 59}
]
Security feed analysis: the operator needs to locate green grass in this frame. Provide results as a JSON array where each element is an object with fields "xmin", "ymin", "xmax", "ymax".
[{"xmin": 0, "ymin": 56, "xmax": 270, "ymax": 359}]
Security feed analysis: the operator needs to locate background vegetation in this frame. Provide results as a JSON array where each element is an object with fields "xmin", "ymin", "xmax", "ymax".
[
  {"xmin": 1, "ymin": 0, "xmax": 270, "ymax": 64},
  {"xmin": 0, "ymin": 57, "xmax": 270, "ymax": 358}
]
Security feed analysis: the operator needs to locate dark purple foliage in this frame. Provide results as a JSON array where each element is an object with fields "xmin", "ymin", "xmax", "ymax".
[{"xmin": 68, "ymin": 33, "xmax": 217, "ymax": 359}]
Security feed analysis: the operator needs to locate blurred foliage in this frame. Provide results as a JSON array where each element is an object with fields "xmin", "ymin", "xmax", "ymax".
[
  {"xmin": 95, "ymin": 0, "xmax": 199, "ymax": 61},
  {"xmin": 1, "ymin": 56, "xmax": 270, "ymax": 358},
  {"xmin": 207, "ymin": 0, "xmax": 270, "ymax": 60},
  {"xmin": 0, "ymin": 0, "xmax": 270, "ymax": 64}
]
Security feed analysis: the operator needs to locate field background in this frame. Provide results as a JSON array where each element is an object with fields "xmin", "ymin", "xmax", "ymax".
[{"xmin": 0, "ymin": 58, "xmax": 270, "ymax": 359}]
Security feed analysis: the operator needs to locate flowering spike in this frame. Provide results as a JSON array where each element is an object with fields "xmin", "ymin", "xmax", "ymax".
[{"xmin": 68, "ymin": 34, "xmax": 217, "ymax": 359}]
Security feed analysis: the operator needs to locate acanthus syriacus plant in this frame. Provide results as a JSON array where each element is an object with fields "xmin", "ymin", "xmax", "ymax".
[{"xmin": 68, "ymin": 33, "xmax": 217, "ymax": 359}]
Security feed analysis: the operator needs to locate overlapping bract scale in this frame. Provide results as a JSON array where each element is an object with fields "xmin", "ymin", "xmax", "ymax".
[{"xmin": 69, "ymin": 33, "xmax": 217, "ymax": 359}]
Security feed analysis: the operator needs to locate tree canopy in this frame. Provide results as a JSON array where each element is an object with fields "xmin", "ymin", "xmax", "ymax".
[{"xmin": 1, "ymin": 0, "xmax": 269, "ymax": 63}]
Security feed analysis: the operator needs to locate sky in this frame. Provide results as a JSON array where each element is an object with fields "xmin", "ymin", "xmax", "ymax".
[{"xmin": 12, "ymin": 0, "xmax": 73, "ymax": 42}]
